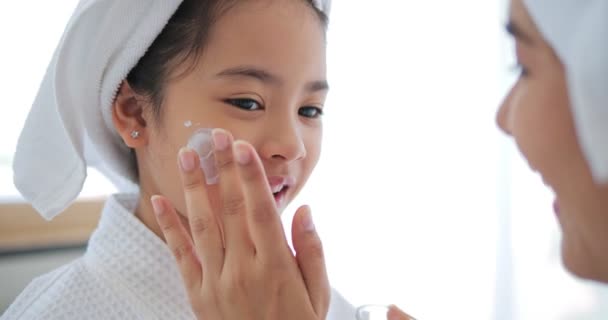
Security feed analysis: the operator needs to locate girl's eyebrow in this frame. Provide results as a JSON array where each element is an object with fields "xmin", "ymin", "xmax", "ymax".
[
  {"xmin": 505, "ymin": 20, "xmax": 535, "ymax": 45},
  {"xmin": 215, "ymin": 65, "xmax": 329, "ymax": 92},
  {"xmin": 216, "ymin": 66, "xmax": 279, "ymax": 84},
  {"xmin": 306, "ymin": 80, "xmax": 329, "ymax": 93}
]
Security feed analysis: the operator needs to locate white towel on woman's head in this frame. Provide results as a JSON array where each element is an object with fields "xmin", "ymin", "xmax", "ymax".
[
  {"xmin": 313, "ymin": 0, "xmax": 332, "ymax": 15},
  {"xmin": 523, "ymin": 0, "xmax": 608, "ymax": 184},
  {"xmin": 13, "ymin": 0, "xmax": 332, "ymax": 220}
]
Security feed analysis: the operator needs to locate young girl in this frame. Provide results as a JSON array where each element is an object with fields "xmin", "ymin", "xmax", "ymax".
[{"xmin": 4, "ymin": 0, "xmax": 355, "ymax": 319}]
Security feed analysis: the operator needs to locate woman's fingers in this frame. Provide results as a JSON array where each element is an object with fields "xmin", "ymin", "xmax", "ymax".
[
  {"xmin": 212, "ymin": 129, "xmax": 255, "ymax": 260},
  {"xmin": 232, "ymin": 140, "xmax": 289, "ymax": 258},
  {"xmin": 291, "ymin": 206, "xmax": 330, "ymax": 317},
  {"xmin": 178, "ymin": 148, "xmax": 224, "ymax": 276},
  {"xmin": 151, "ymin": 195, "xmax": 202, "ymax": 293}
]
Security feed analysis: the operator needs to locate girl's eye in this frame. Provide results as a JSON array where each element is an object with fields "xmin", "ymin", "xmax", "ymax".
[
  {"xmin": 225, "ymin": 98, "xmax": 263, "ymax": 111},
  {"xmin": 299, "ymin": 106, "xmax": 324, "ymax": 119}
]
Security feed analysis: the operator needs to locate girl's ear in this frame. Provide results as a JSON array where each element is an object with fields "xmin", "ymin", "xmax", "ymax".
[{"xmin": 112, "ymin": 80, "xmax": 149, "ymax": 148}]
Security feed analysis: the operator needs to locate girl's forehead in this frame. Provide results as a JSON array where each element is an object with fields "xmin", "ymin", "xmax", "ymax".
[
  {"xmin": 208, "ymin": 1, "xmax": 325, "ymax": 40},
  {"xmin": 194, "ymin": 2, "xmax": 327, "ymax": 78}
]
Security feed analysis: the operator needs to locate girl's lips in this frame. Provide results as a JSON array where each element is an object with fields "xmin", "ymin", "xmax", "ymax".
[
  {"xmin": 268, "ymin": 176, "xmax": 295, "ymax": 192},
  {"xmin": 273, "ymin": 186, "xmax": 289, "ymax": 207},
  {"xmin": 267, "ymin": 176, "xmax": 295, "ymax": 208}
]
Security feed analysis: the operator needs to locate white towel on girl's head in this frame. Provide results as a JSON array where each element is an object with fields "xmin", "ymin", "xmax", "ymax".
[
  {"xmin": 13, "ymin": 0, "xmax": 332, "ymax": 221},
  {"xmin": 523, "ymin": 0, "xmax": 608, "ymax": 184},
  {"xmin": 13, "ymin": 0, "xmax": 183, "ymax": 220}
]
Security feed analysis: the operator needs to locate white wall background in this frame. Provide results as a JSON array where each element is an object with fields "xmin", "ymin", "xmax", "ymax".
[{"xmin": 1, "ymin": 1, "xmax": 607, "ymax": 319}]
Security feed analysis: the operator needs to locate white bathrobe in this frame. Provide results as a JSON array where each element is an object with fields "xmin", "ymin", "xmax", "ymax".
[{"xmin": 1, "ymin": 194, "xmax": 355, "ymax": 320}]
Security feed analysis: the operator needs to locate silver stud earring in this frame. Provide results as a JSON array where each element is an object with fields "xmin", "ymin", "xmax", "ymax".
[{"xmin": 130, "ymin": 130, "xmax": 140, "ymax": 139}]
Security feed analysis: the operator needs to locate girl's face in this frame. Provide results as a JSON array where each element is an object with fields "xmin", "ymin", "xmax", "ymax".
[
  {"xmin": 498, "ymin": 0, "xmax": 608, "ymax": 282},
  {"xmin": 137, "ymin": 1, "xmax": 327, "ymax": 221}
]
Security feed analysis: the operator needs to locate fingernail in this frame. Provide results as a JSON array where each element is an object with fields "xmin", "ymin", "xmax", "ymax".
[
  {"xmin": 151, "ymin": 196, "xmax": 164, "ymax": 216},
  {"xmin": 179, "ymin": 148, "xmax": 196, "ymax": 172},
  {"xmin": 234, "ymin": 141, "xmax": 252, "ymax": 165},
  {"xmin": 212, "ymin": 129, "xmax": 230, "ymax": 151},
  {"xmin": 301, "ymin": 206, "xmax": 315, "ymax": 232}
]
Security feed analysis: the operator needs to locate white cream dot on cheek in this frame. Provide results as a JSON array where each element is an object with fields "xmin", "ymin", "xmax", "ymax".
[
  {"xmin": 184, "ymin": 120, "xmax": 202, "ymax": 129},
  {"xmin": 187, "ymin": 128, "xmax": 219, "ymax": 185}
]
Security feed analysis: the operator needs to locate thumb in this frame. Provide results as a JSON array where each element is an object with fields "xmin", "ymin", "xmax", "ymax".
[{"xmin": 291, "ymin": 205, "xmax": 331, "ymax": 318}]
